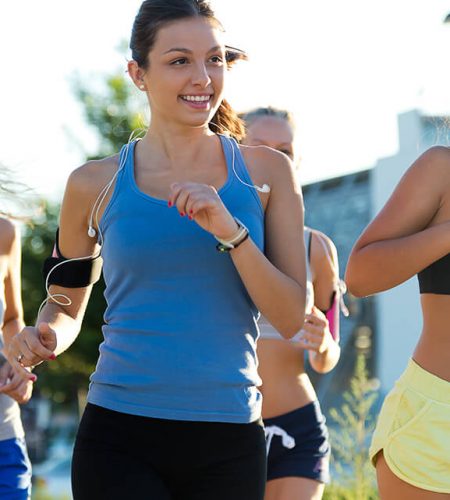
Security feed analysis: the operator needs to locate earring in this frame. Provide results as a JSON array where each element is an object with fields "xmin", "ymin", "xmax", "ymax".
[{"xmin": 139, "ymin": 84, "xmax": 145, "ymax": 90}]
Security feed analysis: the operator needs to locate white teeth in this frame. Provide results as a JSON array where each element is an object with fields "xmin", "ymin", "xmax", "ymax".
[{"xmin": 182, "ymin": 95, "xmax": 211, "ymax": 102}]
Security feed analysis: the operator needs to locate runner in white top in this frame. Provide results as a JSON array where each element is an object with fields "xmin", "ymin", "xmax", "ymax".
[
  {"xmin": 241, "ymin": 107, "xmax": 346, "ymax": 500},
  {"xmin": 0, "ymin": 216, "xmax": 33, "ymax": 499}
]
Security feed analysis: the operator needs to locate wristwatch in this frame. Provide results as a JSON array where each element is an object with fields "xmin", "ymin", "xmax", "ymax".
[{"xmin": 215, "ymin": 217, "xmax": 249, "ymax": 253}]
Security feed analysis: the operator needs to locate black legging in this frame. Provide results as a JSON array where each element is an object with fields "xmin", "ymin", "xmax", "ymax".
[{"xmin": 72, "ymin": 403, "xmax": 266, "ymax": 500}]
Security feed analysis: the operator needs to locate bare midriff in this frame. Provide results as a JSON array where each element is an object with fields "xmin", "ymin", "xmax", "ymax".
[
  {"xmin": 413, "ymin": 294, "xmax": 450, "ymax": 382},
  {"xmin": 257, "ymin": 338, "xmax": 317, "ymax": 419}
]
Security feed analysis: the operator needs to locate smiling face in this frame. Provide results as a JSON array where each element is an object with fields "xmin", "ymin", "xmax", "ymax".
[
  {"xmin": 243, "ymin": 115, "xmax": 296, "ymax": 161},
  {"xmin": 138, "ymin": 17, "xmax": 226, "ymax": 129}
]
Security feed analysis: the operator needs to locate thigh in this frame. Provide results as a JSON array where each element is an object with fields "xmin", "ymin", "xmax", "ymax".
[
  {"xmin": 72, "ymin": 441, "xmax": 171, "ymax": 500},
  {"xmin": 72, "ymin": 404, "xmax": 172, "ymax": 500},
  {"xmin": 376, "ymin": 452, "xmax": 449, "ymax": 500},
  {"xmin": 265, "ymin": 477, "xmax": 324, "ymax": 500},
  {"xmin": 181, "ymin": 419, "xmax": 267, "ymax": 500},
  {"xmin": 0, "ymin": 437, "xmax": 31, "ymax": 500}
]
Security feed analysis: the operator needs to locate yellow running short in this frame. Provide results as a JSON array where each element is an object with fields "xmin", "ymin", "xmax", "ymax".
[{"xmin": 369, "ymin": 359, "xmax": 450, "ymax": 493}]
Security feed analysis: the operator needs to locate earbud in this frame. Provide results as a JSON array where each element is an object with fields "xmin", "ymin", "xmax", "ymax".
[
  {"xmin": 86, "ymin": 136, "xmax": 137, "ymax": 246},
  {"xmin": 227, "ymin": 136, "xmax": 271, "ymax": 194},
  {"xmin": 256, "ymin": 184, "xmax": 270, "ymax": 193},
  {"xmin": 39, "ymin": 136, "xmax": 137, "ymax": 320}
]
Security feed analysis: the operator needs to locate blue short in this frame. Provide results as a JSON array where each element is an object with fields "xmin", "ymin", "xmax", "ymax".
[
  {"xmin": 264, "ymin": 401, "xmax": 330, "ymax": 484},
  {"xmin": 0, "ymin": 437, "xmax": 31, "ymax": 500}
]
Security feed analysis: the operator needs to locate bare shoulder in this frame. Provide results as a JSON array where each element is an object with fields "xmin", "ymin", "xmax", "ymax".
[
  {"xmin": 409, "ymin": 146, "xmax": 450, "ymax": 179},
  {"xmin": 58, "ymin": 154, "xmax": 121, "ymax": 256},
  {"xmin": 239, "ymin": 144, "xmax": 300, "ymax": 192},
  {"xmin": 384, "ymin": 146, "xmax": 450, "ymax": 211},
  {"xmin": 0, "ymin": 217, "xmax": 19, "ymax": 254},
  {"xmin": 309, "ymin": 228, "xmax": 338, "ymax": 269},
  {"xmin": 421, "ymin": 145, "xmax": 450, "ymax": 163},
  {"xmin": 66, "ymin": 154, "xmax": 120, "ymax": 200},
  {"xmin": 310, "ymin": 229, "xmax": 337, "ymax": 256}
]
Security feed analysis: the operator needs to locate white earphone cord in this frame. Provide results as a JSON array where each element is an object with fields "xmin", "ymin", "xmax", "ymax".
[
  {"xmin": 40, "ymin": 130, "xmax": 144, "ymax": 316},
  {"xmin": 227, "ymin": 136, "xmax": 270, "ymax": 193},
  {"xmin": 40, "ymin": 131, "xmax": 267, "ymax": 315}
]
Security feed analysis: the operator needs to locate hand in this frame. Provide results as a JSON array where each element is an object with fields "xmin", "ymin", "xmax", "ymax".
[
  {"xmin": 4, "ymin": 322, "xmax": 57, "ymax": 380},
  {"xmin": 168, "ymin": 182, "xmax": 238, "ymax": 239},
  {"xmin": 0, "ymin": 361, "xmax": 33, "ymax": 404},
  {"xmin": 295, "ymin": 306, "xmax": 332, "ymax": 354}
]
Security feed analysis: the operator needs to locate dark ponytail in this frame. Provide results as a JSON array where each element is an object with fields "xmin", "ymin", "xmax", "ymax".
[{"xmin": 210, "ymin": 99, "xmax": 245, "ymax": 141}]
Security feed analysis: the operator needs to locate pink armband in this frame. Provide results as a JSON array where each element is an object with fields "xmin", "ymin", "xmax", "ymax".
[
  {"xmin": 325, "ymin": 280, "xmax": 349, "ymax": 343},
  {"xmin": 325, "ymin": 292, "xmax": 339, "ymax": 342}
]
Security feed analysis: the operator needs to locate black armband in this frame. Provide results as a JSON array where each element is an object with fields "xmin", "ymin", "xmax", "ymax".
[{"xmin": 42, "ymin": 229, "xmax": 103, "ymax": 288}]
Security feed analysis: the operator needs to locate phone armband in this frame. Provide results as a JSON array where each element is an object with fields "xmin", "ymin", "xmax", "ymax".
[{"xmin": 42, "ymin": 229, "xmax": 103, "ymax": 288}]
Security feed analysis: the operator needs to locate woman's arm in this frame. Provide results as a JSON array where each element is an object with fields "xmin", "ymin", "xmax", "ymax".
[
  {"xmin": 0, "ymin": 219, "xmax": 33, "ymax": 402},
  {"xmin": 0, "ymin": 360, "xmax": 33, "ymax": 404},
  {"xmin": 230, "ymin": 147, "xmax": 306, "ymax": 338},
  {"xmin": 1, "ymin": 220, "xmax": 25, "ymax": 344},
  {"xmin": 302, "ymin": 231, "xmax": 341, "ymax": 373},
  {"xmin": 346, "ymin": 147, "xmax": 450, "ymax": 297},
  {"xmin": 170, "ymin": 146, "xmax": 306, "ymax": 338},
  {"xmin": 4, "ymin": 159, "xmax": 113, "ymax": 377}
]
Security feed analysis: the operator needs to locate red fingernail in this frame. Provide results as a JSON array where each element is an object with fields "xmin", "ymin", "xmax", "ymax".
[
  {"xmin": 188, "ymin": 216, "xmax": 193, "ymax": 220},
  {"xmin": 49, "ymin": 353, "xmax": 56, "ymax": 360},
  {"xmin": 180, "ymin": 212, "xmax": 185, "ymax": 217},
  {"xmin": 168, "ymin": 201, "xmax": 172, "ymax": 207},
  {"xmin": 189, "ymin": 210, "xmax": 193, "ymax": 215}
]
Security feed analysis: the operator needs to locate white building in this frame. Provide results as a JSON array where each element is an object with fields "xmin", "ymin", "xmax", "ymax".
[{"xmin": 303, "ymin": 109, "xmax": 449, "ymax": 406}]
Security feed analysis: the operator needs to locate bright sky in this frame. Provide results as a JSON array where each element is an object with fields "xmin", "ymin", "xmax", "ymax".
[{"xmin": 1, "ymin": 0, "xmax": 449, "ymax": 199}]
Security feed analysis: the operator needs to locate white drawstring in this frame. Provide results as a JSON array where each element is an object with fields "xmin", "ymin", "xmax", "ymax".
[{"xmin": 264, "ymin": 425, "xmax": 296, "ymax": 456}]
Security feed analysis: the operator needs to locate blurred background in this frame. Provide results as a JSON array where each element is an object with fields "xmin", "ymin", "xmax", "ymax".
[{"xmin": 1, "ymin": 1, "xmax": 449, "ymax": 498}]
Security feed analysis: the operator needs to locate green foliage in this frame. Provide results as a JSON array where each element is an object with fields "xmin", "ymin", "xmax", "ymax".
[
  {"xmin": 327, "ymin": 354, "xmax": 379, "ymax": 500},
  {"xmin": 323, "ymin": 482, "xmax": 378, "ymax": 500},
  {"xmin": 72, "ymin": 69, "xmax": 146, "ymax": 157},
  {"xmin": 32, "ymin": 485, "xmax": 71, "ymax": 500}
]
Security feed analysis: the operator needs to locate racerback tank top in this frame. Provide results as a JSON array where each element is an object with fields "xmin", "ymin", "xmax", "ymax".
[{"xmin": 87, "ymin": 135, "xmax": 265, "ymax": 423}]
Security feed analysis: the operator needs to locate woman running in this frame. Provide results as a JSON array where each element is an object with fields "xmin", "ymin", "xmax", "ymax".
[
  {"xmin": 242, "ymin": 107, "xmax": 344, "ymax": 500},
  {"xmin": 346, "ymin": 146, "xmax": 450, "ymax": 498},
  {"xmin": 0, "ymin": 181, "xmax": 33, "ymax": 499},
  {"xmin": 4, "ymin": 3, "xmax": 307, "ymax": 499}
]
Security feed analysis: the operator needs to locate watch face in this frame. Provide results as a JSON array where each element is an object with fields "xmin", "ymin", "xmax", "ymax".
[
  {"xmin": 214, "ymin": 217, "xmax": 249, "ymax": 253},
  {"xmin": 216, "ymin": 243, "xmax": 231, "ymax": 253}
]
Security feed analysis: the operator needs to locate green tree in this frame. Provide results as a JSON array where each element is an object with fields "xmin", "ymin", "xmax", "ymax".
[
  {"xmin": 72, "ymin": 67, "xmax": 146, "ymax": 158},
  {"xmin": 326, "ymin": 354, "xmax": 379, "ymax": 500}
]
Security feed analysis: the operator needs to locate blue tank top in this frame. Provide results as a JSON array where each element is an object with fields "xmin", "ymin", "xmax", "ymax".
[{"xmin": 87, "ymin": 135, "xmax": 265, "ymax": 423}]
